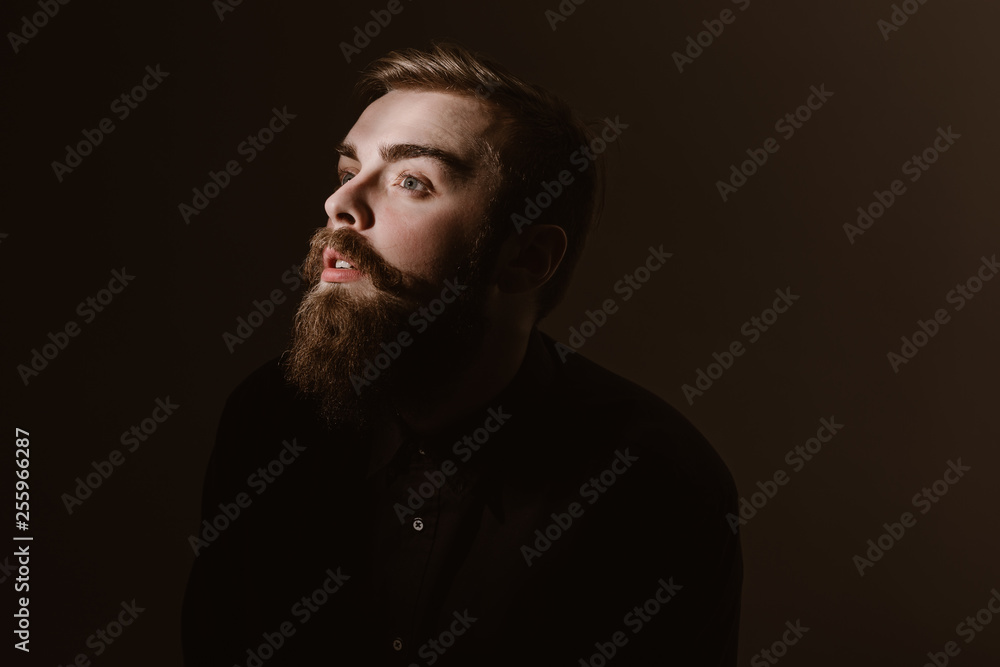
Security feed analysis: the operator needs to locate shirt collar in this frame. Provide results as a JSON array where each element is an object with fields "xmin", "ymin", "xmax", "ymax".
[{"xmin": 364, "ymin": 327, "xmax": 557, "ymax": 488}]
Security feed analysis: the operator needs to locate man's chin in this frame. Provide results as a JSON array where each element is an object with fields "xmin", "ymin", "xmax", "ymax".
[
  {"xmin": 293, "ymin": 379, "xmax": 390, "ymax": 429},
  {"xmin": 284, "ymin": 220, "xmax": 499, "ymax": 429},
  {"xmin": 283, "ymin": 285, "xmax": 490, "ymax": 429},
  {"xmin": 282, "ymin": 279, "xmax": 403, "ymax": 426}
]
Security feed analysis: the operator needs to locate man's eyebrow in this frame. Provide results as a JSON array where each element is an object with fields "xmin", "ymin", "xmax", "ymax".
[
  {"xmin": 335, "ymin": 140, "xmax": 476, "ymax": 180},
  {"xmin": 335, "ymin": 141, "xmax": 358, "ymax": 161}
]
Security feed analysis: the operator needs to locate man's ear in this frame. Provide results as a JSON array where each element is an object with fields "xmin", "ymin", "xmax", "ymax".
[{"xmin": 495, "ymin": 224, "xmax": 568, "ymax": 293}]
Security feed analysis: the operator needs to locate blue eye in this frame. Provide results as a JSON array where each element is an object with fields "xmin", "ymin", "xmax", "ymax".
[
  {"xmin": 400, "ymin": 175, "xmax": 428, "ymax": 192},
  {"xmin": 339, "ymin": 171, "xmax": 355, "ymax": 186}
]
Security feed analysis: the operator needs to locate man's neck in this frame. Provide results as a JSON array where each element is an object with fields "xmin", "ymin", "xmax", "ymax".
[{"xmin": 397, "ymin": 325, "xmax": 531, "ymax": 434}]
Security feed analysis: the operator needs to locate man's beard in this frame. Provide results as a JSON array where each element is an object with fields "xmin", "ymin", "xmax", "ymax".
[{"xmin": 282, "ymin": 225, "xmax": 500, "ymax": 427}]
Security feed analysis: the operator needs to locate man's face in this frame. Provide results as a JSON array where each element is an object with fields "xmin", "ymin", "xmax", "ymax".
[
  {"xmin": 324, "ymin": 88, "xmax": 500, "ymax": 297},
  {"xmin": 284, "ymin": 89, "xmax": 506, "ymax": 425}
]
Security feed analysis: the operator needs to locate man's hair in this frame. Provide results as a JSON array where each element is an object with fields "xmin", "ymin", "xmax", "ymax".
[{"xmin": 355, "ymin": 42, "xmax": 607, "ymax": 321}]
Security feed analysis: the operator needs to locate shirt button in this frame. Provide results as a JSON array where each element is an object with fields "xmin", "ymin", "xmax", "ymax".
[
  {"xmin": 412, "ymin": 518, "xmax": 424, "ymax": 531},
  {"xmin": 392, "ymin": 637, "xmax": 403, "ymax": 651}
]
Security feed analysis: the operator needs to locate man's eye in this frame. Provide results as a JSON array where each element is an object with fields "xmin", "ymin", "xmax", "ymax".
[
  {"xmin": 339, "ymin": 171, "xmax": 355, "ymax": 186},
  {"xmin": 399, "ymin": 175, "xmax": 428, "ymax": 192}
]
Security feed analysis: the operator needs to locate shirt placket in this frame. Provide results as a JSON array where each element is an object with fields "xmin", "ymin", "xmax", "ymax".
[{"xmin": 381, "ymin": 437, "xmax": 442, "ymax": 662}]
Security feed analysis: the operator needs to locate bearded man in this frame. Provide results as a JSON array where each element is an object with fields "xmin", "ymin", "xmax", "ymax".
[{"xmin": 182, "ymin": 43, "xmax": 742, "ymax": 666}]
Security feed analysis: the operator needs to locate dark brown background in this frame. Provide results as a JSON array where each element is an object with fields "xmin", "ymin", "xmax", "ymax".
[{"xmin": 3, "ymin": 0, "xmax": 998, "ymax": 664}]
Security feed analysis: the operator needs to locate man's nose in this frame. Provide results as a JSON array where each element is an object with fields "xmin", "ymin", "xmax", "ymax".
[{"xmin": 324, "ymin": 179, "xmax": 373, "ymax": 230}]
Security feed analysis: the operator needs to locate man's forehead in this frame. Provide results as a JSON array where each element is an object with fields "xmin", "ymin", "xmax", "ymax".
[{"xmin": 341, "ymin": 89, "xmax": 497, "ymax": 162}]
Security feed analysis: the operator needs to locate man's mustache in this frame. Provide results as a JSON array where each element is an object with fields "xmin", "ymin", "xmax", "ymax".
[{"xmin": 303, "ymin": 227, "xmax": 405, "ymax": 293}]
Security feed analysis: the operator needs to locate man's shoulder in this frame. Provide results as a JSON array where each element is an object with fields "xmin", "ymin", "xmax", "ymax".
[
  {"xmin": 224, "ymin": 355, "xmax": 295, "ymax": 409},
  {"xmin": 540, "ymin": 333, "xmax": 737, "ymax": 509},
  {"xmin": 550, "ymin": 336, "xmax": 671, "ymax": 410},
  {"xmin": 216, "ymin": 353, "xmax": 340, "ymax": 447},
  {"xmin": 219, "ymin": 354, "xmax": 334, "ymax": 427},
  {"xmin": 212, "ymin": 356, "xmax": 325, "ymax": 457},
  {"xmin": 542, "ymin": 331, "xmax": 697, "ymax": 433}
]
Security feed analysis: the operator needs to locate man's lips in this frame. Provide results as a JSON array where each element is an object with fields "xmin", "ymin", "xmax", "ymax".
[{"xmin": 321, "ymin": 247, "xmax": 363, "ymax": 283}]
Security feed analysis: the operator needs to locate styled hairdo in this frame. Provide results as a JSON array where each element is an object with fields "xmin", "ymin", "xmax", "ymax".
[{"xmin": 355, "ymin": 42, "xmax": 606, "ymax": 321}]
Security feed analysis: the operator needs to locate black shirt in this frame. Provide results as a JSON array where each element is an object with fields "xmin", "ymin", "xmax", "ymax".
[{"xmin": 182, "ymin": 329, "xmax": 742, "ymax": 665}]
